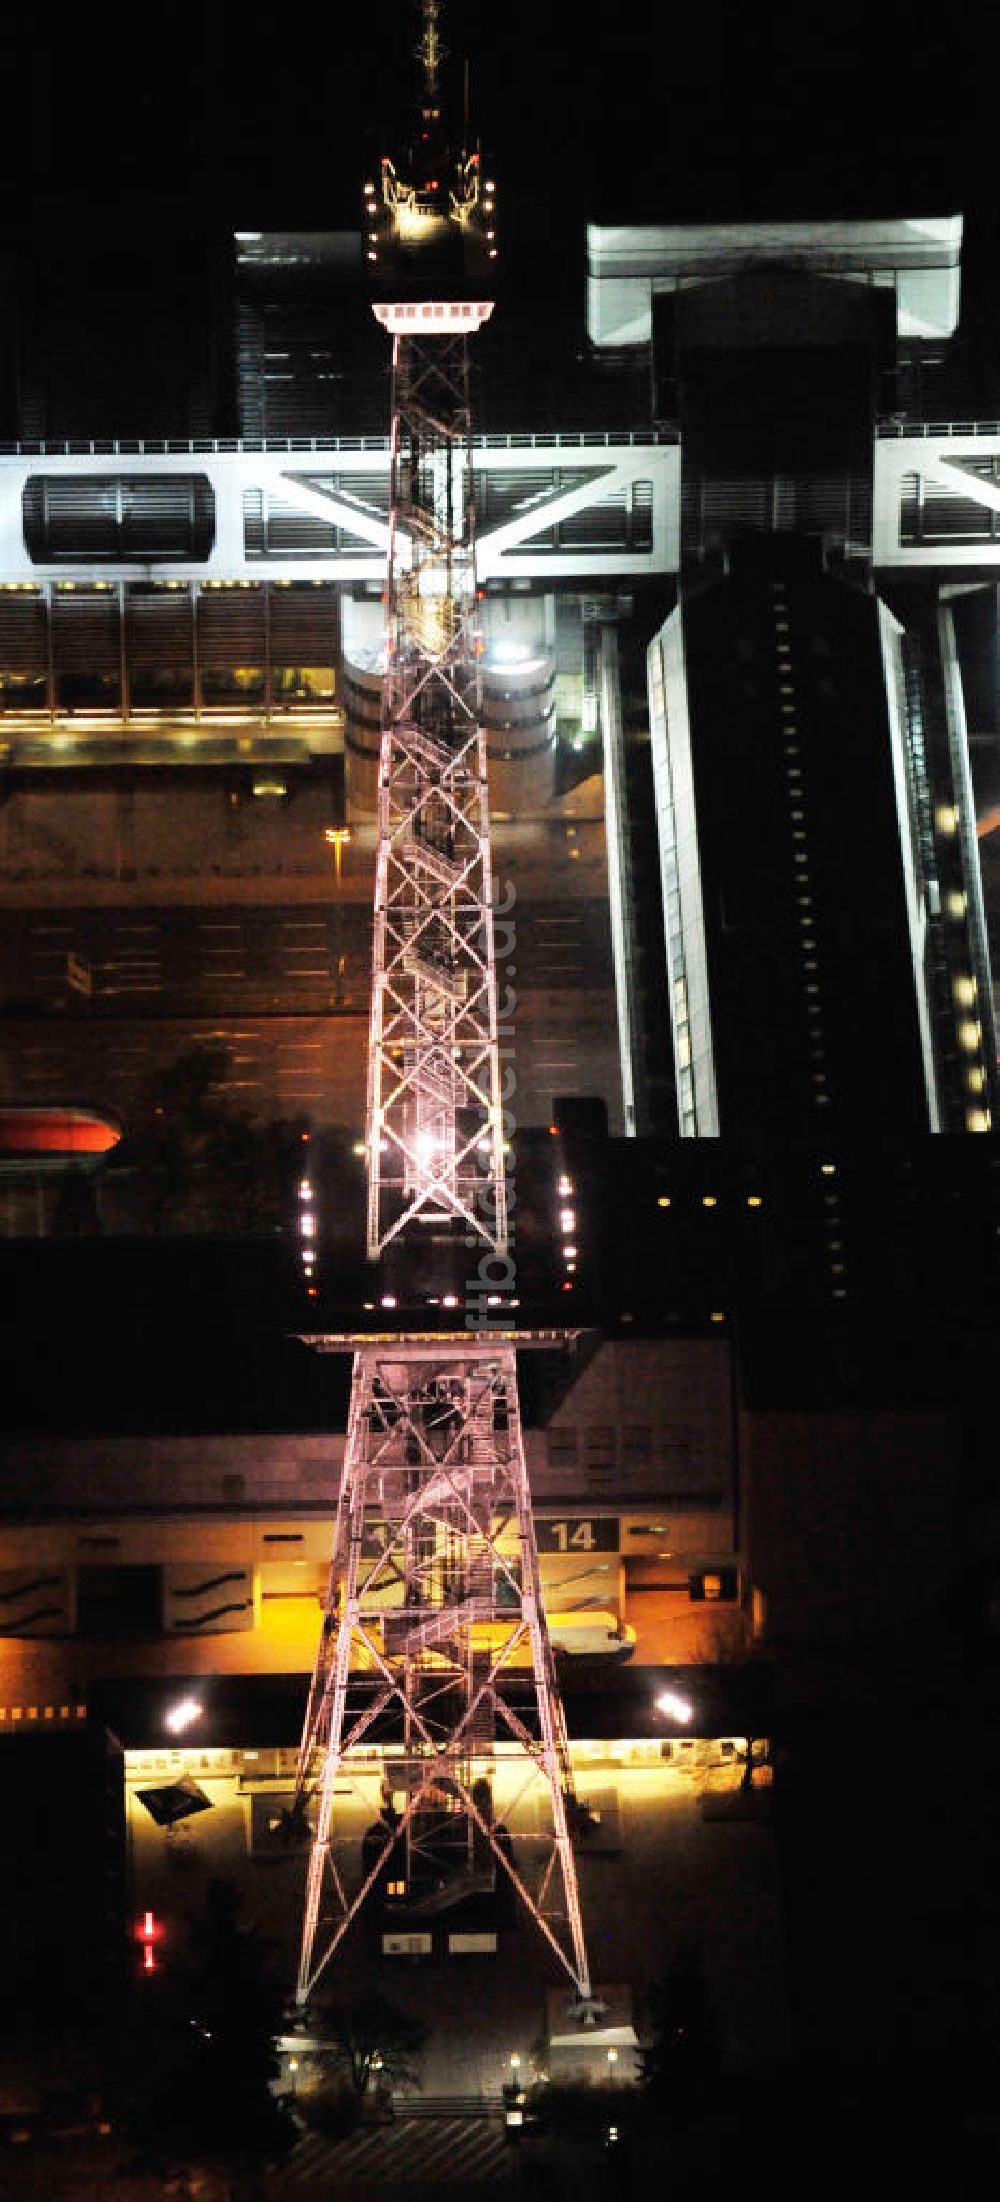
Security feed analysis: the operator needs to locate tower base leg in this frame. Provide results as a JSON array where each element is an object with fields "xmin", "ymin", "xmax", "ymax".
[{"xmin": 544, "ymin": 1983, "xmax": 638, "ymax": 2085}]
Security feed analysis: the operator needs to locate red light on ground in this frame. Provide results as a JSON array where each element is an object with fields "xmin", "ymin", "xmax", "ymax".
[
  {"xmin": 142, "ymin": 1945, "xmax": 155, "ymax": 1973},
  {"xmin": 548, "ymin": 1125, "xmax": 559, "ymax": 1137},
  {"xmin": 143, "ymin": 1910, "xmax": 154, "ymax": 1938},
  {"xmin": 307, "ymin": 1287, "xmax": 318, "ymax": 1298},
  {"xmin": 561, "ymin": 1281, "xmax": 574, "ymax": 1292}
]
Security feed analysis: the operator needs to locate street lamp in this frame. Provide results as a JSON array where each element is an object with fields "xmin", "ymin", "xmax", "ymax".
[
  {"xmin": 655, "ymin": 1689, "xmax": 694, "ymax": 1724},
  {"xmin": 164, "ymin": 1695, "xmax": 203, "ymax": 1735},
  {"xmin": 324, "ymin": 826, "xmax": 351, "ymax": 885}
]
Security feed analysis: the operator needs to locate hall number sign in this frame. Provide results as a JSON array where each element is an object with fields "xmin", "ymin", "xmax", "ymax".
[{"xmin": 535, "ymin": 1516, "xmax": 620, "ymax": 1554}]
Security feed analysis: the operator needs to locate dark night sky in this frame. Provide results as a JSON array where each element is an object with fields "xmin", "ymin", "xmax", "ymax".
[
  {"xmin": 4, "ymin": 8, "xmax": 997, "ymax": 252},
  {"xmin": 0, "ymin": 8, "xmax": 997, "ymax": 407}
]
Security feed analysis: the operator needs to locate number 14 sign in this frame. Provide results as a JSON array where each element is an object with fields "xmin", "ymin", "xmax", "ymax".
[{"xmin": 535, "ymin": 1517, "xmax": 620, "ymax": 1554}]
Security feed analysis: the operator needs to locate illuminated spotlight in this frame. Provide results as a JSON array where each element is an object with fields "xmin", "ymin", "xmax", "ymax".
[
  {"xmin": 164, "ymin": 1696, "xmax": 202, "ymax": 1736},
  {"xmin": 352, "ymin": 1140, "xmax": 366, "ymax": 1157},
  {"xmin": 415, "ymin": 1130, "xmax": 440, "ymax": 1157},
  {"xmin": 563, "ymin": 1243, "xmax": 577, "ymax": 1259},
  {"xmin": 442, "ymin": 1294, "xmax": 458, "ymax": 1308},
  {"xmin": 559, "ymin": 1209, "xmax": 576, "ymax": 1232},
  {"xmin": 381, "ymin": 1295, "xmax": 397, "ymax": 1309},
  {"xmin": 298, "ymin": 1179, "xmax": 313, "ymax": 1201},
  {"xmin": 655, "ymin": 1690, "xmax": 693, "ymax": 1724},
  {"xmin": 557, "ymin": 1176, "xmax": 573, "ymax": 1197},
  {"xmin": 486, "ymin": 1294, "xmax": 503, "ymax": 1305},
  {"xmin": 299, "ymin": 1214, "xmax": 316, "ymax": 1239}
]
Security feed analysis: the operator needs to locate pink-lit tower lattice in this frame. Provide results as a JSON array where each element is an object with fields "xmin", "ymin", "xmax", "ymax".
[{"xmin": 291, "ymin": 2, "xmax": 597, "ymax": 2018}]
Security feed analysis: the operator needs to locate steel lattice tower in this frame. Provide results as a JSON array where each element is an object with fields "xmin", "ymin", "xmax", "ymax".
[
  {"xmin": 365, "ymin": 309, "xmax": 507, "ymax": 1260},
  {"xmin": 292, "ymin": 2, "xmax": 593, "ymax": 2017}
]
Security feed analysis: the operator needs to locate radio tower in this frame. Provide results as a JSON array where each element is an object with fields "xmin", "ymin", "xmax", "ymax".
[{"xmin": 291, "ymin": 3, "xmax": 596, "ymax": 2023}]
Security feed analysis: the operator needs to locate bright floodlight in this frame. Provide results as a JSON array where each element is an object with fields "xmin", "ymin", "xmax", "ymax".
[
  {"xmin": 656, "ymin": 1689, "xmax": 694, "ymax": 1723},
  {"xmin": 165, "ymin": 1696, "xmax": 203, "ymax": 1735}
]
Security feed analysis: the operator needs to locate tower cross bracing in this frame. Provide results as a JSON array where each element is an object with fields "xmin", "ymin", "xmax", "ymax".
[
  {"xmin": 293, "ymin": 32, "xmax": 593, "ymax": 2013},
  {"xmin": 366, "ymin": 325, "xmax": 507, "ymax": 1258},
  {"xmin": 294, "ymin": 1333, "xmax": 590, "ymax": 2004}
]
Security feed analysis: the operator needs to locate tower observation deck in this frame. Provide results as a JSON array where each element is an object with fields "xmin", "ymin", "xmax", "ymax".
[{"xmin": 291, "ymin": 3, "xmax": 597, "ymax": 2021}]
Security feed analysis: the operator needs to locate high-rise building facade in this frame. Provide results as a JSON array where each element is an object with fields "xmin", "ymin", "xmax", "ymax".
[{"xmin": 585, "ymin": 219, "xmax": 998, "ymax": 1145}]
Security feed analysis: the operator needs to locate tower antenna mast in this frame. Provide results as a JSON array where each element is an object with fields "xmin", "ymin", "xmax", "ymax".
[{"xmin": 292, "ymin": 1, "xmax": 597, "ymax": 2023}]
